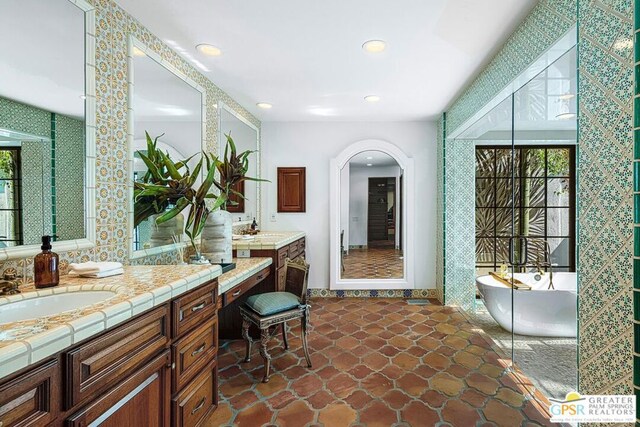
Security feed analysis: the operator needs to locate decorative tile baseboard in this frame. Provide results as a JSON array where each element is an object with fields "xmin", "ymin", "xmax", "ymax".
[{"xmin": 308, "ymin": 289, "xmax": 437, "ymax": 299}]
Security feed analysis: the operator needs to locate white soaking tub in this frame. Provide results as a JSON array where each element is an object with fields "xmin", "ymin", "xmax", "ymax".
[{"xmin": 475, "ymin": 272, "xmax": 577, "ymax": 337}]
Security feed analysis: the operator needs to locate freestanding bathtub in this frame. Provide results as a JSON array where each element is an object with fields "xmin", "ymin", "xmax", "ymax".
[{"xmin": 476, "ymin": 272, "xmax": 577, "ymax": 337}]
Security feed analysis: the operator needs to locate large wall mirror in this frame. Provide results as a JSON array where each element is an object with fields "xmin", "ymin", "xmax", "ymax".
[
  {"xmin": 330, "ymin": 140, "xmax": 414, "ymax": 290},
  {"xmin": 219, "ymin": 103, "xmax": 260, "ymax": 224},
  {"xmin": 0, "ymin": 0, "xmax": 95, "ymax": 259},
  {"xmin": 128, "ymin": 38, "xmax": 206, "ymax": 259}
]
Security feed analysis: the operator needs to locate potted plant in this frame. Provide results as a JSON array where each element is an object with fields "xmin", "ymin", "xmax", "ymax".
[
  {"xmin": 133, "ymin": 132, "xmax": 225, "ymax": 261},
  {"xmin": 201, "ymin": 133, "xmax": 267, "ymax": 264}
]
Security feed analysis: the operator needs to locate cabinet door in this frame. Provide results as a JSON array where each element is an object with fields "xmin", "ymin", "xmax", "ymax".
[
  {"xmin": 0, "ymin": 360, "xmax": 59, "ymax": 427},
  {"xmin": 65, "ymin": 351, "xmax": 171, "ymax": 427},
  {"xmin": 277, "ymin": 167, "xmax": 306, "ymax": 212}
]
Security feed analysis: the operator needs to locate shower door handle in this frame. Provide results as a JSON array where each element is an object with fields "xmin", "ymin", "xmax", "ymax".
[{"xmin": 508, "ymin": 236, "xmax": 529, "ymax": 267}]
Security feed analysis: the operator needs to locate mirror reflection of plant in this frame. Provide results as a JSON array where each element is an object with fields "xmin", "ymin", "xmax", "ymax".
[
  {"xmin": 211, "ymin": 133, "xmax": 268, "ymax": 210},
  {"xmin": 133, "ymin": 132, "xmax": 225, "ymax": 252}
]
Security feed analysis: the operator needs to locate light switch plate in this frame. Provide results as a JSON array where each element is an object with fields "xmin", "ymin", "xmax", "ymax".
[
  {"xmin": 238, "ymin": 249, "xmax": 251, "ymax": 258},
  {"xmin": 270, "ymin": 213, "xmax": 277, "ymax": 222}
]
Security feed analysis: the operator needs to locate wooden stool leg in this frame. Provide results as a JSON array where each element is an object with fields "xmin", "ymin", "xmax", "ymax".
[
  {"xmin": 242, "ymin": 318, "xmax": 253, "ymax": 362},
  {"xmin": 259, "ymin": 327, "xmax": 272, "ymax": 383},
  {"xmin": 281, "ymin": 323, "xmax": 289, "ymax": 350},
  {"xmin": 301, "ymin": 312, "xmax": 312, "ymax": 368}
]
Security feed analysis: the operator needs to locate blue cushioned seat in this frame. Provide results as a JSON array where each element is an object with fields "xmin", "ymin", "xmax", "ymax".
[{"xmin": 245, "ymin": 292, "xmax": 301, "ymax": 316}]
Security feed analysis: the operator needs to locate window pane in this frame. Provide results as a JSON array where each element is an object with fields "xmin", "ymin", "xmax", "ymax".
[
  {"xmin": 547, "ymin": 208, "xmax": 571, "ymax": 236},
  {"xmin": 496, "ymin": 208, "xmax": 518, "ymax": 236},
  {"xmin": 549, "ymin": 237, "xmax": 571, "ymax": 266},
  {"xmin": 476, "ymin": 208, "xmax": 495, "ymax": 237},
  {"xmin": 522, "ymin": 207, "xmax": 545, "ymax": 236},
  {"xmin": 476, "ymin": 238, "xmax": 495, "ymax": 264},
  {"xmin": 495, "ymin": 238, "xmax": 511, "ymax": 264},
  {"xmin": 547, "ymin": 148, "xmax": 571, "ymax": 176},
  {"xmin": 548, "ymin": 178, "xmax": 571, "ymax": 206},
  {"xmin": 496, "ymin": 149, "xmax": 515, "ymax": 177},
  {"xmin": 475, "ymin": 149, "xmax": 495, "ymax": 177},
  {"xmin": 517, "ymin": 148, "xmax": 545, "ymax": 177},
  {"xmin": 496, "ymin": 179, "xmax": 519, "ymax": 206},
  {"xmin": 518, "ymin": 178, "xmax": 545, "ymax": 207},
  {"xmin": 476, "ymin": 179, "xmax": 494, "ymax": 207}
]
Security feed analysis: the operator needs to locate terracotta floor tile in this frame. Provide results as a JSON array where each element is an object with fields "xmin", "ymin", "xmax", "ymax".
[
  {"xmin": 360, "ymin": 400, "xmax": 398, "ymax": 427},
  {"xmin": 400, "ymin": 401, "xmax": 440, "ymax": 426},
  {"xmin": 275, "ymin": 400, "xmax": 315, "ymax": 427},
  {"xmin": 318, "ymin": 403, "xmax": 358, "ymax": 427},
  {"xmin": 216, "ymin": 298, "xmax": 553, "ymax": 426}
]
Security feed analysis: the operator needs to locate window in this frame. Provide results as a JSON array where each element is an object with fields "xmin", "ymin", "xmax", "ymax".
[
  {"xmin": 475, "ymin": 146, "xmax": 575, "ymax": 274},
  {"xmin": 0, "ymin": 148, "xmax": 23, "ymax": 247}
]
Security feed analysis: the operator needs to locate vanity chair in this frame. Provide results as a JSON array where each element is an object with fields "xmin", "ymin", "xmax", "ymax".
[{"xmin": 239, "ymin": 257, "xmax": 312, "ymax": 383}]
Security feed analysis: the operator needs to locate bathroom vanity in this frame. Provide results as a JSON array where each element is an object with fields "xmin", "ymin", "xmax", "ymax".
[{"xmin": 0, "ymin": 260, "xmax": 271, "ymax": 427}]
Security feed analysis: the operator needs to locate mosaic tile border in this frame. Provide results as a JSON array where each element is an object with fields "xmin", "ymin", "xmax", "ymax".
[
  {"xmin": 308, "ymin": 289, "xmax": 437, "ymax": 299},
  {"xmin": 633, "ymin": 0, "xmax": 640, "ymax": 420}
]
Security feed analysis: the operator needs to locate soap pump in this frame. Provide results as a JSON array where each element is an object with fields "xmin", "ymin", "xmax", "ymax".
[
  {"xmin": 251, "ymin": 218, "xmax": 258, "ymax": 231},
  {"xmin": 34, "ymin": 235, "xmax": 59, "ymax": 289}
]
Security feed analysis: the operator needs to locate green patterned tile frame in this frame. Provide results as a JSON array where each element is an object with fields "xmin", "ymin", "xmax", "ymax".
[{"xmin": 633, "ymin": 0, "xmax": 640, "ymax": 419}]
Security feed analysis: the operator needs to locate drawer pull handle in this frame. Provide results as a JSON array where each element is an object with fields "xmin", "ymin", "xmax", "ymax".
[
  {"xmin": 191, "ymin": 343, "xmax": 206, "ymax": 356},
  {"xmin": 191, "ymin": 302, "xmax": 206, "ymax": 312},
  {"xmin": 232, "ymin": 290, "xmax": 241, "ymax": 297},
  {"xmin": 191, "ymin": 397, "xmax": 206, "ymax": 415},
  {"xmin": 256, "ymin": 275, "xmax": 263, "ymax": 280}
]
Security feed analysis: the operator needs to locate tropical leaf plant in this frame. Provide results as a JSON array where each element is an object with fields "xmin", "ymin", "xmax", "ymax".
[
  {"xmin": 210, "ymin": 133, "xmax": 269, "ymax": 210},
  {"xmin": 133, "ymin": 131, "xmax": 224, "ymax": 252}
]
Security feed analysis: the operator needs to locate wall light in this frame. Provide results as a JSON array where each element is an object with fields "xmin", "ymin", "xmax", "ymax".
[
  {"xmin": 256, "ymin": 102, "xmax": 273, "ymax": 109},
  {"xmin": 364, "ymin": 95, "xmax": 380, "ymax": 103},
  {"xmin": 362, "ymin": 40, "xmax": 387, "ymax": 54},
  {"xmin": 196, "ymin": 44, "xmax": 222, "ymax": 57}
]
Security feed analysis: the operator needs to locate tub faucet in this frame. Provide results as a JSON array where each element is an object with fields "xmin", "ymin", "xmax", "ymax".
[
  {"xmin": 535, "ymin": 242, "xmax": 555, "ymax": 290},
  {"xmin": 0, "ymin": 271, "xmax": 22, "ymax": 295}
]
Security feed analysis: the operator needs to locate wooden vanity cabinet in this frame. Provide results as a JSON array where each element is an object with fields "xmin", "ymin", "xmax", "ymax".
[{"xmin": 0, "ymin": 279, "xmax": 219, "ymax": 427}]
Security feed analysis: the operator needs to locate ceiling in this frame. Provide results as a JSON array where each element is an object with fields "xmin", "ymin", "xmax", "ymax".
[
  {"xmin": 116, "ymin": 0, "xmax": 537, "ymax": 122},
  {"xmin": 0, "ymin": 0, "xmax": 85, "ymax": 119},
  {"xmin": 349, "ymin": 150, "xmax": 398, "ymax": 168}
]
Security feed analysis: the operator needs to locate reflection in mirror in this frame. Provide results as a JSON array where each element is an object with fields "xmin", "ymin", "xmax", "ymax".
[
  {"xmin": 0, "ymin": 0, "xmax": 86, "ymax": 247},
  {"xmin": 219, "ymin": 105, "xmax": 259, "ymax": 223},
  {"xmin": 340, "ymin": 151, "xmax": 404, "ymax": 279},
  {"xmin": 131, "ymin": 42, "xmax": 203, "ymax": 253}
]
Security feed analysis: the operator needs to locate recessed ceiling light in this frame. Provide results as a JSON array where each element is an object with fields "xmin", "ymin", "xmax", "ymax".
[
  {"xmin": 366, "ymin": 156, "xmax": 373, "ymax": 160},
  {"xmin": 362, "ymin": 40, "xmax": 387, "ymax": 53},
  {"xmin": 558, "ymin": 93, "xmax": 575, "ymax": 100},
  {"xmin": 196, "ymin": 44, "xmax": 222, "ymax": 57},
  {"xmin": 132, "ymin": 46, "xmax": 146, "ymax": 57},
  {"xmin": 364, "ymin": 95, "xmax": 380, "ymax": 103},
  {"xmin": 366, "ymin": 163, "xmax": 373, "ymax": 167},
  {"xmin": 256, "ymin": 102, "xmax": 273, "ymax": 109}
]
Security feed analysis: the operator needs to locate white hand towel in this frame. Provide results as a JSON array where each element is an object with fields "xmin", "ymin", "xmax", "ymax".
[
  {"xmin": 78, "ymin": 268, "xmax": 124, "ymax": 279},
  {"xmin": 68, "ymin": 261, "xmax": 123, "ymax": 274}
]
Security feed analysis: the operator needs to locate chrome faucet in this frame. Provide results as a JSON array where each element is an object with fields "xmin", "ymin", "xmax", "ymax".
[{"xmin": 0, "ymin": 271, "xmax": 22, "ymax": 296}]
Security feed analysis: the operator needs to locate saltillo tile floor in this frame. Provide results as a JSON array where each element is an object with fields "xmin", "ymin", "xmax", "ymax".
[{"xmin": 209, "ymin": 298, "xmax": 557, "ymax": 426}]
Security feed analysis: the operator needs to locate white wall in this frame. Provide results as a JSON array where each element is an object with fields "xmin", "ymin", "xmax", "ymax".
[
  {"xmin": 260, "ymin": 121, "xmax": 437, "ymax": 289},
  {"xmin": 348, "ymin": 165, "xmax": 401, "ymax": 247}
]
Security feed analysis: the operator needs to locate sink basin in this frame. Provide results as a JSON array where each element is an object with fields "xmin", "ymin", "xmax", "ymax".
[{"xmin": 0, "ymin": 291, "xmax": 117, "ymax": 324}]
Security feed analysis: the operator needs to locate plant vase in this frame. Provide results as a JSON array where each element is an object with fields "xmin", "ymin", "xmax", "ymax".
[
  {"xmin": 201, "ymin": 210, "xmax": 233, "ymax": 264},
  {"xmin": 148, "ymin": 213, "xmax": 184, "ymax": 248}
]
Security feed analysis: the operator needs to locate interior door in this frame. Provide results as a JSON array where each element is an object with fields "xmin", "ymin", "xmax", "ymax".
[{"xmin": 367, "ymin": 178, "xmax": 388, "ymax": 243}]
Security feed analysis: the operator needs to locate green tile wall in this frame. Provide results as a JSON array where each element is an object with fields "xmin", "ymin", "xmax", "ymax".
[
  {"xmin": 633, "ymin": 0, "xmax": 640, "ymax": 420},
  {"xmin": 439, "ymin": 0, "xmax": 636, "ymax": 406}
]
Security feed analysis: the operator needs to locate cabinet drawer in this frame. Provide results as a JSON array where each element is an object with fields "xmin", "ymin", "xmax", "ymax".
[
  {"xmin": 66, "ymin": 351, "xmax": 171, "ymax": 427},
  {"xmin": 172, "ymin": 281, "xmax": 218, "ymax": 338},
  {"xmin": 0, "ymin": 360, "xmax": 59, "ymax": 427},
  {"xmin": 65, "ymin": 306, "xmax": 170, "ymax": 409},
  {"xmin": 289, "ymin": 241, "xmax": 300, "ymax": 259},
  {"xmin": 276, "ymin": 247, "xmax": 289, "ymax": 268},
  {"xmin": 222, "ymin": 266, "xmax": 270, "ymax": 307},
  {"xmin": 298, "ymin": 238, "xmax": 305, "ymax": 253},
  {"xmin": 172, "ymin": 360, "xmax": 218, "ymax": 427},
  {"xmin": 172, "ymin": 318, "xmax": 218, "ymax": 393}
]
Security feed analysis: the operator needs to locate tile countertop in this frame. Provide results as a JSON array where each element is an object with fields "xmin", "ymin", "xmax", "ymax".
[
  {"xmin": 232, "ymin": 231, "xmax": 305, "ymax": 250},
  {"xmin": 218, "ymin": 257, "xmax": 272, "ymax": 295},
  {"xmin": 0, "ymin": 264, "xmax": 223, "ymax": 380}
]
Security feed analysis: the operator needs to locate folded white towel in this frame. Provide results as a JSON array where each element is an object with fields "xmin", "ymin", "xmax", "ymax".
[
  {"xmin": 77, "ymin": 268, "xmax": 124, "ymax": 279},
  {"xmin": 68, "ymin": 261, "xmax": 123, "ymax": 274}
]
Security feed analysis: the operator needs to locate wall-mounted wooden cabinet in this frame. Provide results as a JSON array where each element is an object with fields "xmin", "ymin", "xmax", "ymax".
[{"xmin": 277, "ymin": 167, "xmax": 306, "ymax": 212}]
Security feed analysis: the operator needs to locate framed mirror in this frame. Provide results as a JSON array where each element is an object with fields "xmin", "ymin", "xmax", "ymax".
[
  {"xmin": 0, "ymin": 0, "xmax": 96, "ymax": 259},
  {"xmin": 218, "ymin": 102, "xmax": 260, "ymax": 225},
  {"xmin": 127, "ymin": 37, "xmax": 206, "ymax": 259}
]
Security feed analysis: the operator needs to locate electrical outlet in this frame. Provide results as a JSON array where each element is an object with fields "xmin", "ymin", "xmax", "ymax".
[
  {"xmin": 270, "ymin": 213, "xmax": 277, "ymax": 222},
  {"xmin": 238, "ymin": 249, "xmax": 251, "ymax": 258}
]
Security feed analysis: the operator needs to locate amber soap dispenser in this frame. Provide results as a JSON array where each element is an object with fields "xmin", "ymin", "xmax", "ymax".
[{"xmin": 34, "ymin": 235, "xmax": 59, "ymax": 288}]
